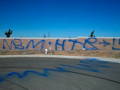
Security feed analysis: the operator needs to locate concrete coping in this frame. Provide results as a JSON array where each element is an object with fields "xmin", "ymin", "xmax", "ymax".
[{"xmin": 0, "ymin": 55, "xmax": 120, "ymax": 63}]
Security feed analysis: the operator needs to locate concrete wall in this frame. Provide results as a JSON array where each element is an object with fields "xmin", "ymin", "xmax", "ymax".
[{"xmin": 0, "ymin": 37, "xmax": 120, "ymax": 51}]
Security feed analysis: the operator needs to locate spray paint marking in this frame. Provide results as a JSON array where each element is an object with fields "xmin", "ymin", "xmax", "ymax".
[
  {"xmin": 0, "ymin": 59, "xmax": 110, "ymax": 83},
  {"xmin": 1, "ymin": 38, "xmax": 120, "ymax": 50}
]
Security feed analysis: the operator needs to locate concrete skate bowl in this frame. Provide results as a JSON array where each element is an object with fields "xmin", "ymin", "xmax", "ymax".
[{"xmin": 0, "ymin": 57, "xmax": 120, "ymax": 90}]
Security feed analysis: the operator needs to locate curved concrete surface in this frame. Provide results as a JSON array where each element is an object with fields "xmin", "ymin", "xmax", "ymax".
[{"xmin": 0, "ymin": 57, "xmax": 120, "ymax": 90}]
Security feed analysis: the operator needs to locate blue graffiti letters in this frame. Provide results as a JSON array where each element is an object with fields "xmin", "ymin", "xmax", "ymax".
[
  {"xmin": 68, "ymin": 39, "xmax": 83, "ymax": 50},
  {"xmin": 83, "ymin": 38, "xmax": 98, "ymax": 50},
  {"xmin": 25, "ymin": 40, "xmax": 46, "ymax": 50},
  {"xmin": 112, "ymin": 38, "xmax": 120, "ymax": 50},
  {"xmin": 1, "ymin": 38, "xmax": 120, "ymax": 50},
  {"xmin": 2, "ymin": 39, "xmax": 24, "ymax": 50},
  {"xmin": 55, "ymin": 39, "xmax": 66, "ymax": 51}
]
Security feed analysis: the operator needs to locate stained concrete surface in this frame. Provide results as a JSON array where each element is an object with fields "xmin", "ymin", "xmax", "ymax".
[{"xmin": 0, "ymin": 57, "xmax": 120, "ymax": 90}]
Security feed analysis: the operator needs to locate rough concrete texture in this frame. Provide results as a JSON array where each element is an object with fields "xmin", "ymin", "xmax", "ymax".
[{"xmin": 0, "ymin": 57, "xmax": 120, "ymax": 90}]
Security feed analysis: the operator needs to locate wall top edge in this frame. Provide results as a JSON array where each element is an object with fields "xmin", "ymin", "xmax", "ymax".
[{"xmin": 0, "ymin": 37, "xmax": 120, "ymax": 39}]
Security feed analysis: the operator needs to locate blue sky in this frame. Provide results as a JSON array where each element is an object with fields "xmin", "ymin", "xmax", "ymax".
[{"xmin": 0, "ymin": 0, "xmax": 120, "ymax": 37}]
